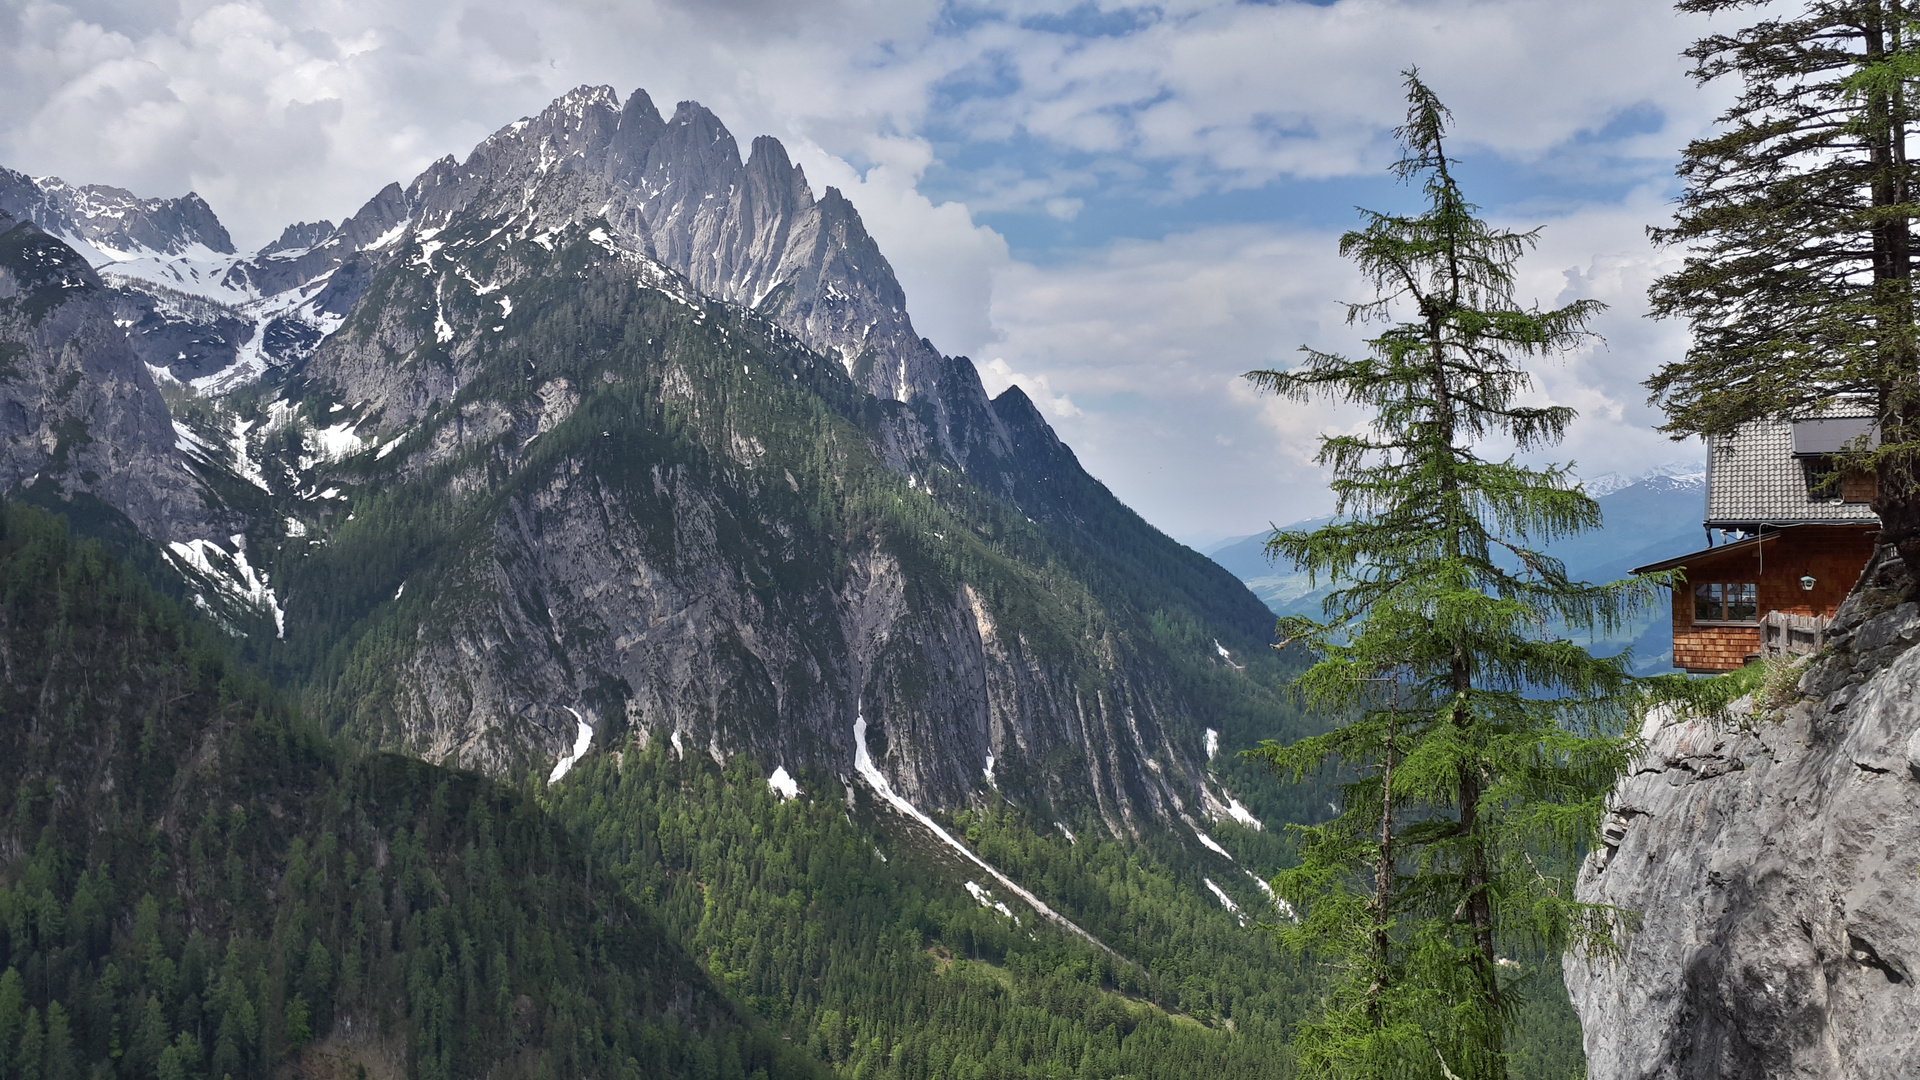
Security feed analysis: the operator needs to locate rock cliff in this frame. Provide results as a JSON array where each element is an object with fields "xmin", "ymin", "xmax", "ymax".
[
  {"xmin": 0, "ymin": 167, "xmax": 235, "ymax": 258},
  {"xmin": 1568, "ymin": 549, "xmax": 1920, "ymax": 1078},
  {"xmin": 280, "ymin": 218, "xmax": 1279, "ymax": 833},
  {"xmin": 0, "ymin": 214, "xmax": 209, "ymax": 542}
]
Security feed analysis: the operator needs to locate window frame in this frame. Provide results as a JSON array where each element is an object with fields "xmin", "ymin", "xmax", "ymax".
[{"xmin": 1692, "ymin": 582, "xmax": 1760, "ymax": 625}]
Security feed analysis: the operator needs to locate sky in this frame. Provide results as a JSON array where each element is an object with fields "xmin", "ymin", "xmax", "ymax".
[{"xmin": 0, "ymin": 0, "xmax": 1735, "ymax": 546}]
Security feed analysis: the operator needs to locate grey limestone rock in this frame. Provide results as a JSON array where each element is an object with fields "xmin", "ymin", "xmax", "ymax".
[
  {"xmin": 0, "ymin": 220, "xmax": 209, "ymax": 541},
  {"xmin": 1569, "ymin": 553, "xmax": 1920, "ymax": 1078},
  {"xmin": 334, "ymin": 85, "xmax": 1019, "ymax": 477}
]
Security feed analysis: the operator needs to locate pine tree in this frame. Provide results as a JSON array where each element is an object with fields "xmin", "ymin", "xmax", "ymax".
[
  {"xmin": 16, "ymin": 1007, "xmax": 40, "ymax": 1080},
  {"xmin": 1243, "ymin": 70, "xmax": 1653, "ymax": 1079},
  {"xmin": 0, "ymin": 969, "xmax": 22, "ymax": 1080},
  {"xmin": 1647, "ymin": 0, "xmax": 1920, "ymax": 565}
]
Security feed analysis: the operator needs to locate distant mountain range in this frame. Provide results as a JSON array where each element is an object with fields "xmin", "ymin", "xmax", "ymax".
[{"xmin": 1205, "ymin": 462, "xmax": 1708, "ymax": 673}]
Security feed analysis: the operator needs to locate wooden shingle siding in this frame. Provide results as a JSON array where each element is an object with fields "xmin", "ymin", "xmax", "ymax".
[
  {"xmin": 1842, "ymin": 468, "xmax": 1878, "ymax": 503},
  {"xmin": 1674, "ymin": 619, "xmax": 1761, "ymax": 672}
]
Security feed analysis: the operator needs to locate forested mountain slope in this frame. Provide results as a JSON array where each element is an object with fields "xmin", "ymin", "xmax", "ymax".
[
  {"xmin": 0, "ymin": 502, "xmax": 825, "ymax": 1080},
  {"xmin": 0, "ymin": 77, "xmax": 1602, "ymax": 1074}
]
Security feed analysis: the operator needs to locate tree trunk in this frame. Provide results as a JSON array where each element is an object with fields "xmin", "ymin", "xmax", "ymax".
[
  {"xmin": 1865, "ymin": 2, "xmax": 1920, "ymax": 586},
  {"xmin": 1874, "ymin": 394, "xmax": 1920, "ymax": 575},
  {"xmin": 1368, "ymin": 705, "xmax": 1395, "ymax": 1026},
  {"xmin": 1452, "ymin": 656, "xmax": 1502, "ymax": 1078}
]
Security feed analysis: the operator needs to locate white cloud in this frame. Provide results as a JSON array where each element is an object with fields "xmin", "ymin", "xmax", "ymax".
[
  {"xmin": 1, "ymin": 1, "xmax": 1724, "ymax": 238},
  {"xmin": 987, "ymin": 190, "xmax": 1702, "ymax": 539},
  {"xmin": 987, "ymin": 223, "xmax": 1364, "ymax": 534}
]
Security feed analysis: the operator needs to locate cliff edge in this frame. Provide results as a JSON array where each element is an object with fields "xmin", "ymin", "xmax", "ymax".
[{"xmin": 1568, "ymin": 550, "xmax": 1920, "ymax": 1078}]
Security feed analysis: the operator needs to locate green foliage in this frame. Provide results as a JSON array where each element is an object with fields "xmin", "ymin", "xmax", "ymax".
[
  {"xmin": 548, "ymin": 738, "xmax": 1312, "ymax": 1080},
  {"xmin": 1242, "ymin": 71, "xmax": 1649, "ymax": 1080},
  {"xmin": 1647, "ymin": 0, "xmax": 1920, "ymax": 557},
  {"xmin": 0, "ymin": 501, "xmax": 825, "ymax": 1080}
]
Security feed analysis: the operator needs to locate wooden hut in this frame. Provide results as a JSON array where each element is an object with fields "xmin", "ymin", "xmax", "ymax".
[{"xmin": 1633, "ymin": 411, "xmax": 1879, "ymax": 673}]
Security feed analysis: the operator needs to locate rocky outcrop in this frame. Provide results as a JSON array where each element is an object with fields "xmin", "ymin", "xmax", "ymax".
[
  {"xmin": 334, "ymin": 85, "xmax": 1017, "ymax": 477},
  {"xmin": 0, "ymin": 218, "xmax": 209, "ymax": 541},
  {"xmin": 1568, "ymin": 550, "xmax": 1920, "ymax": 1078},
  {"xmin": 0, "ymin": 90, "xmax": 1281, "ymax": 847},
  {"xmin": 296, "ymin": 242, "xmax": 1248, "ymax": 829}
]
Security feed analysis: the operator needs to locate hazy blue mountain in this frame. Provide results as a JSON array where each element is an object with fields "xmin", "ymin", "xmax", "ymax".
[{"xmin": 1208, "ymin": 463, "xmax": 1707, "ymax": 672}]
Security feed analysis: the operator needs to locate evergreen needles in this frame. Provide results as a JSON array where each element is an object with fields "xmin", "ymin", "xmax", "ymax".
[
  {"xmin": 1242, "ymin": 70, "xmax": 1663, "ymax": 1080},
  {"xmin": 1647, "ymin": 0, "xmax": 1920, "ymax": 566}
]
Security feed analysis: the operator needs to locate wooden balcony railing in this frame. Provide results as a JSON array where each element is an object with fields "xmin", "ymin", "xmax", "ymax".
[{"xmin": 1760, "ymin": 610, "xmax": 1831, "ymax": 660}]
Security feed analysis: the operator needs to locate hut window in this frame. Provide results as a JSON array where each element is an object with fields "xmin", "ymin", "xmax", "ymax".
[
  {"xmin": 1694, "ymin": 583, "xmax": 1758, "ymax": 623},
  {"xmin": 1799, "ymin": 455, "xmax": 1843, "ymax": 502}
]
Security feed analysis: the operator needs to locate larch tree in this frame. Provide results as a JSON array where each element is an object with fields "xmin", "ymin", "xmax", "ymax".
[
  {"xmin": 1243, "ymin": 71, "xmax": 1657, "ymax": 1080},
  {"xmin": 1648, "ymin": 0, "xmax": 1920, "ymax": 565}
]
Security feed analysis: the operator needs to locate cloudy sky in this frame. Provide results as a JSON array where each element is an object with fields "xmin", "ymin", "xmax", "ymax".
[{"xmin": 0, "ymin": 0, "xmax": 1731, "ymax": 545}]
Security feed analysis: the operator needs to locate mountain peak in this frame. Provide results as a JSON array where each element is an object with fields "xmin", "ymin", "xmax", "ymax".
[
  {"xmin": 1583, "ymin": 460, "xmax": 1706, "ymax": 498},
  {"xmin": 558, "ymin": 84, "xmax": 619, "ymax": 114},
  {"xmin": 260, "ymin": 219, "xmax": 337, "ymax": 256},
  {"xmin": 0, "ymin": 167, "xmax": 237, "ymax": 258}
]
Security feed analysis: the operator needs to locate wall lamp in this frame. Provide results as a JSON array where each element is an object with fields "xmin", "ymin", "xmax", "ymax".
[{"xmin": 1800, "ymin": 574, "xmax": 1817, "ymax": 591}]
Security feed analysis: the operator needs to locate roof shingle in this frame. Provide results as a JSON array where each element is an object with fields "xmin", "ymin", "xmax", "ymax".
[{"xmin": 1706, "ymin": 414, "xmax": 1879, "ymax": 527}]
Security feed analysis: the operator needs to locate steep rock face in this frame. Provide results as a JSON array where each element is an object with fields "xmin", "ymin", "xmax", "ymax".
[
  {"xmin": 108, "ymin": 282, "xmax": 256, "ymax": 382},
  {"xmin": 0, "ymin": 88, "xmax": 1291, "ymax": 845},
  {"xmin": 279, "ymin": 220, "xmax": 1277, "ymax": 834},
  {"xmin": 0, "ymin": 216, "xmax": 208, "ymax": 542},
  {"xmin": 1568, "ymin": 550, "xmax": 1920, "ymax": 1078}
]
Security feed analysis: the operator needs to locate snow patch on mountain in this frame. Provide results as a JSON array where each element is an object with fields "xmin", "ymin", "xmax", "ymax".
[
  {"xmin": 1204, "ymin": 878, "xmax": 1245, "ymax": 926},
  {"xmin": 854, "ymin": 714, "xmax": 1112, "ymax": 953},
  {"xmin": 965, "ymin": 881, "xmax": 1018, "ymax": 923},
  {"xmin": 1581, "ymin": 460, "xmax": 1706, "ymax": 498},
  {"xmin": 97, "ymin": 247, "xmax": 251, "ymax": 304},
  {"xmin": 1245, "ymin": 870, "xmax": 1299, "ymax": 921},
  {"xmin": 302, "ymin": 421, "xmax": 364, "ymax": 468},
  {"xmin": 1221, "ymin": 794, "xmax": 1262, "ymax": 830},
  {"xmin": 228, "ymin": 417, "xmax": 269, "ymax": 492},
  {"xmin": 768, "ymin": 766, "xmax": 801, "ymax": 801},
  {"xmin": 547, "ymin": 707, "xmax": 593, "ymax": 783},
  {"xmin": 165, "ymin": 534, "xmax": 285, "ymax": 637},
  {"xmin": 172, "ymin": 421, "xmax": 214, "ymax": 462},
  {"xmin": 1191, "ymin": 826, "xmax": 1232, "ymax": 859}
]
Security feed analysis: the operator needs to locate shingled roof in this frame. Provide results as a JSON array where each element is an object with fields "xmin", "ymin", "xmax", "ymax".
[{"xmin": 1705, "ymin": 411, "xmax": 1879, "ymax": 528}]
